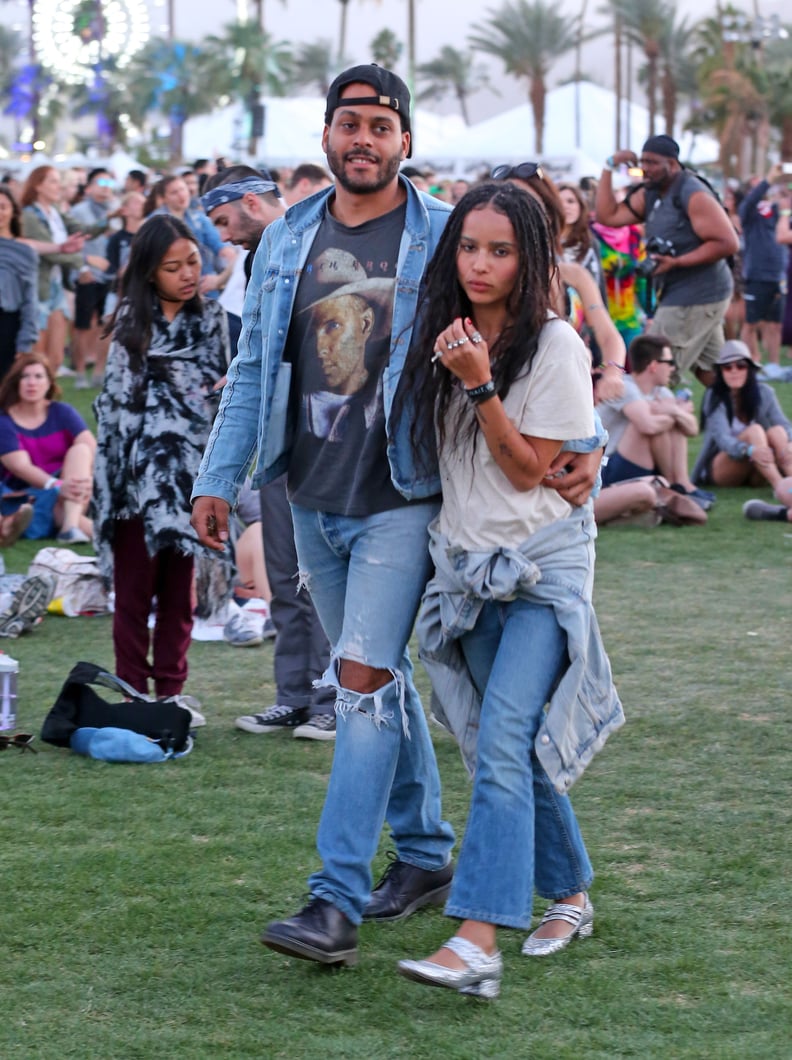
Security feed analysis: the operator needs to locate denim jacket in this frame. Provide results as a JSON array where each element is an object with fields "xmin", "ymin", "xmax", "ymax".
[
  {"xmin": 416, "ymin": 507, "xmax": 625, "ymax": 795},
  {"xmin": 192, "ymin": 177, "xmax": 453, "ymax": 508}
]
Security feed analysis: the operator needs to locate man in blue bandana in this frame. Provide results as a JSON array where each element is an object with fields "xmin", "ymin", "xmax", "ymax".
[
  {"xmin": 201, "ymin": 166, "xmax": 337, "ymax": 743},
  {"xmin": 201, "ymin": 170, "xmax": 284, "ymax": 256}
]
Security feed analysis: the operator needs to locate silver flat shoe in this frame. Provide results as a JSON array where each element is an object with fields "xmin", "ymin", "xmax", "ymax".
[
  {"xmin": 398, "ymin": 935, "xmax": 503, "ymax": 999},
  {"xmin": 521, "ymin": 894, "xmax": 594, "ymax": 957}
]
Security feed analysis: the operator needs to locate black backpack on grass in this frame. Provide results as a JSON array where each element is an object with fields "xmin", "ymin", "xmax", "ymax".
[{"xmin": 41, "ymin": 662, "xmax": 192, "ymax": 753}]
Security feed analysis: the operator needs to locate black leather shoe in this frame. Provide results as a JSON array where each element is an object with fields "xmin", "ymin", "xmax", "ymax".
[
  {"xmin": 261, "ymin": 897, "xmax": 358, "ymax": 966},
  {"xmin": 363, "ymin": 854, "xmax": 453, "ymax": 922}
]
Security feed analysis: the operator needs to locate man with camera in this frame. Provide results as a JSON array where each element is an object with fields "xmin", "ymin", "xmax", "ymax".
[{"xmin": 596, "ymin": 135, "xmax": 739, "ymax": 385}]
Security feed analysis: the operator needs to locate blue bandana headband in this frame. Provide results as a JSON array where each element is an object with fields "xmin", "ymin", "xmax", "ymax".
[{"xmin": 201, "ymin": 178, "xmax": 279, "ymax": 213}]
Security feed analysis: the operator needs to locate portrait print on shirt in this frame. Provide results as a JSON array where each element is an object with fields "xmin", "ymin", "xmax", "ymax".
[
  {"xmin": 287, "ymin": 203, "xmax": 406, "ymax": 516},
  {"xmin": 301, "ymin": 249, "xmax": 395, "ymax": 442}
]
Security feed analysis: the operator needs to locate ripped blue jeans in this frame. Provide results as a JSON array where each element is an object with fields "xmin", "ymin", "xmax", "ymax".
[{"xmin": 290, "ymin": 501, "xmax": 455, "ymax": 924}]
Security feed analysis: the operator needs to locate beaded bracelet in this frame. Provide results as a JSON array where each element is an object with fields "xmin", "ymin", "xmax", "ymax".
[{"xmin": 465, "ymin": 380, "xmax": 496, "ymax": 404}]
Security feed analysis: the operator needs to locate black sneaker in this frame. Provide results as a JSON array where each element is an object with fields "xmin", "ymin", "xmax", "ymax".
[
  {"xmin": 293, "ymin": 713, "xmax": 336, "ymax": 741},
  {"xmin": 234, "ymin": 704, "xmax": 309, "ymax": 734},
  {"xmin": 743, "ymin": 499, "xmax": 788, "ymax": 521}
]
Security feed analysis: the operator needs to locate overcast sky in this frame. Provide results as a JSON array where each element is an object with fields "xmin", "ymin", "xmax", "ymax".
[
  {"xmin": 193, "ymin": 0, "xmax": 791, "ymax": 122},
  {"xmin": 7, "ymin": 0, "xmax": 789, "ymax": 125}
]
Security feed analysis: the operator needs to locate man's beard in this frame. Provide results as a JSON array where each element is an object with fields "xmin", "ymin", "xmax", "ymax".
[{"xmin": 326, "ymin": 144, "xmax": 402, "ymax": 195}]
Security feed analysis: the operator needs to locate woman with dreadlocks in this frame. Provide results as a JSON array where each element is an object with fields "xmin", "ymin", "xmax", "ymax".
[{"xmin": 395, "ymin": 182, "xmax": 622, "ymax": 999}]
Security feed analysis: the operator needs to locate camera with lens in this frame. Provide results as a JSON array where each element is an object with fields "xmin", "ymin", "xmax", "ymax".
[{"xmin": 636, "ymin": 236, "xmax": 676, "ymax": 277}]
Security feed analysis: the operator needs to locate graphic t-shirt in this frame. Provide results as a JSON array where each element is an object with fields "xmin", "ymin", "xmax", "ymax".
[{"xmin": 287, "ymin": 202, "xmax": 407, "ymax": 516}]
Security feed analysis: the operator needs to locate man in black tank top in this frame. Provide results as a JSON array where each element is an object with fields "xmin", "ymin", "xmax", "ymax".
[{"xmin": 596, "ymin": 135, "xmax": 739, "ymax": 385}]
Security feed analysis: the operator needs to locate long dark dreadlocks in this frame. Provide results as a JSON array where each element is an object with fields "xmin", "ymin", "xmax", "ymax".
[{"xmin": 396, "ymin": 181, "xmax": 557, "ymax": 467}]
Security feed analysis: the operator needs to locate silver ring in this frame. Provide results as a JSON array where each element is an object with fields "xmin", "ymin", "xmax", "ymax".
[
  {"xmin": 471, "ymin": 331, "xmax": 483, "ymax": 343},
  {"xmin": 447, "ymin": 337, "xmax": 466, "ymax": 350},
  {"xmin": 431, "ymin": 348, "xmax": 442, "ymax": 363}
]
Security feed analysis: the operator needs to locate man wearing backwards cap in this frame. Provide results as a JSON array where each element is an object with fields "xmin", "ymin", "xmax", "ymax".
[
  {"xmin": 596, "ymin": 135, "xmax": 739, "ymax": 386},
  {"xmin": 192, "ymin": 63, "xmax": 601, "ymax": 970},
  {"xmin": 192, "ymin": 64, "xmax": 456, "ymax": 968}
]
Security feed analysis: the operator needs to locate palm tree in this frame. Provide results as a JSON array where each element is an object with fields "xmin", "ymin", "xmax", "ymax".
[
  {"xmin": 0, "ymin": 24, "xmax": 21, "ymax": 85},
  {"xmin": 688, "ymin": 12, "xmax": 766, "ymax": 179},
  {"xmin": 291, "ymin": 39, "xmax": 343, "ymax": 96},
  {"xmin": 205, "ymin": 21, "xmax": 293, "ymax": 98},
  {"xmin": 204, "ymin": 22, "xmax": 292, "ymax": 155},
  {"xmin": 0, "ymin": 25, "xmax": 25, "ymax": 124},
  {"xmin": 0, "ymin": 0, "xmax": 45, "ymax": 146},
  {"xmin": 416, "ymin": 46, "xmax": 493, "ymax": 126},
  {"xmin": 686, "ymin": 8, "xmax": 792, "ymax": 178},
  {"xmin": 122, "ymin": 39, "xmax": 229, "ymax": 163},
  {"xmin": 605, "ymin": 0, "xmax": 676, "ymax": 139},
  {"xmin": 371, "ymin": 29, "xmax": 403, "ymax": 70},
  {"xmin": 469, "ymin": 0, "xmax": 580, "ymax": 154},
  {"xmin": 249, "ymin": 0, "xmax": 288, "ymax": 32},
  {"xmin": 68, "ymin": 56, "xmax": 149, "ymax": 152},
  {"xmin": 657, "ymin": 14, "xmax": 697, "ymax": 138},
  {"xmin": 337, "ymin": 0, "xmax": 352, "ymax": 65},
  {"xmin": 765, "ymin": 30, "xmax": 792, "ymax": 161}
]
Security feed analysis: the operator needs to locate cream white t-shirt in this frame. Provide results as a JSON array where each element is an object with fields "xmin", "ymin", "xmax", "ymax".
[{"xmin": 437, "ymin": 318, "xmax": 595, "ymax": 551}]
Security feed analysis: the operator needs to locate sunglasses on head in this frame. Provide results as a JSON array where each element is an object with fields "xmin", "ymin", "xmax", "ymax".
[
  {"xmin": 491, "ymin": 163, "xmax": 544, "ymax": 183},
  {"xmin": 0, "ymin": 732, "xmax": 37, "ymax": 753}
]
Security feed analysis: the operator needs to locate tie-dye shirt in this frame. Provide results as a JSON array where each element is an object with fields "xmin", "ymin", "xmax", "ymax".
[{"xmin": 592, "ymin": 224, "xmax": 648, "ymax": 344}]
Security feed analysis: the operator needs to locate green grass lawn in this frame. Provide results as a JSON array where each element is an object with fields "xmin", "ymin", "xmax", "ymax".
[{"xmin": 1, "ymin": 378, "xmax": 791, "ymax": 1058}]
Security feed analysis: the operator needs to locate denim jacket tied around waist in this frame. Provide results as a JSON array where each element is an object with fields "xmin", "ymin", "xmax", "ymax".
[{"xmin": 416, "ymin": 506, "xmax": 625, "ymax": 795}]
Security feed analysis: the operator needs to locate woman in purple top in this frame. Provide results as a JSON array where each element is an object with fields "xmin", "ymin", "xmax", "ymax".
[{"xmin": 0, "ymin": 353, "xmax": 96, "ymax": 542}]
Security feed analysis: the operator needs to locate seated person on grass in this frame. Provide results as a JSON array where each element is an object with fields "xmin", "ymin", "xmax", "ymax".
[
  {"xmin": 0, "ymin": 353, "xmax": 96, "ymax": 543},
  {"xmin": 598, "ymin": 333, "xmax": 712, "ymax": 509}
]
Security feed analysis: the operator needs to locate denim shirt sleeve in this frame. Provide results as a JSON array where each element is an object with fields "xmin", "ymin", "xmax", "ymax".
[
  {"xmin": 191, "ymin": 230, "xmax": 274, "ymax": 507},
  {"xmin": 558, "ymin": 408, "xmax": 608, "ymax": 496},
  {"xmin": 561, "ymin": 407, "xmax": 608, "ymax": 454}
]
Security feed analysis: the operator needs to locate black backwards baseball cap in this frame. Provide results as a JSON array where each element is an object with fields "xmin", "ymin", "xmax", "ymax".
[
  {"xmin": 325, "ymin": 63, "xmax": 413, "ymax": 157},
  {"xmin": 642, "ymin": 134, "xmax": 680, "ymax": 159}
]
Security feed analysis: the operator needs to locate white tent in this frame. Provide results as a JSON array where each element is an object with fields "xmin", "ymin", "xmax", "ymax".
[
  {"xmin": 182, "ymin": 97, "xmax": 466, "ymax": 167},
  {"xmin": 435, "ymin": 82, "xmax": 720, "ymax": 170}
]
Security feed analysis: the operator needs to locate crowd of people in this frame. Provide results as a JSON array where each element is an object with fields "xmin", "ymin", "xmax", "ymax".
[{"xmin": 1, "ymin": 60, "xmax": 792, "ymax": 995}]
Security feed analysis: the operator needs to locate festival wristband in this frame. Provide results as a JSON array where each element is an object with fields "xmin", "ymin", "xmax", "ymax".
[
  {"xmin": 464, "ymin": 380, "xmax": 496, "ymax": 404},
  {"xmin": 43, "ymin": 476, "xmax": 62, "ymax": 491},
  {"xmin": 605, "ymin": 361, "xmax": 626, "ymax": 372}
]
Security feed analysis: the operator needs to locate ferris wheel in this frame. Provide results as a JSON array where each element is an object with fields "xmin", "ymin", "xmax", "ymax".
[{"xmin": 32, "ymin": 0, "xmax": 150, "ymax": 83}]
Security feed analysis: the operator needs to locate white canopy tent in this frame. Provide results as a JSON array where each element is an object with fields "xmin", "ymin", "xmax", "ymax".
[
  {"xmin": 433, "ymin": 82, "xmax": 720, "ymax": 172},
  {"xmin": 182, "ymin": 97, "xmax": 466, "ymax": 167}
]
